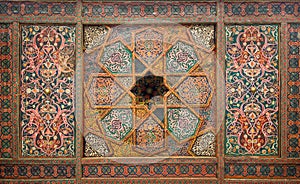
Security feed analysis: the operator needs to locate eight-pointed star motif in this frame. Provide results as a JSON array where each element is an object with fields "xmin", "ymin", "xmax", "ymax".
[{"xmin": 84, "ymin": 25, "xmax": 214, "ymax": 156}]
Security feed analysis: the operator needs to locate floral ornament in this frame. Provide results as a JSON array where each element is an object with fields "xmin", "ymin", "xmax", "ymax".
[
  {"xmin": 226, "ymin": 25, "xmax": 279, "ymax": 155},
  {"xmin": 21, "ymin": 26, "xmax": 75, "ymax": 156}
]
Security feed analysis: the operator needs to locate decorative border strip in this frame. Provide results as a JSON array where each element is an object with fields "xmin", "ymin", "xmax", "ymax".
[
  {"xmin": 82, "ymin": 164, "xmax": 217, "ymax": 178},
  {"xmin": 0, "ymin": 180, "xmax": 75, "ymax": 184},
  {"xmin": 225, "ymin": 180, "xmax": 300, "ymax": 184},
  {"xmin": 82, "ymin": 179, "xmax": 218, "ymax": 184},
  {"xmin": 82, "ymin": 2, "xmax": 216, "ymax": 17},
  {"xmin": 0, "ymin": 165, "xmax": 76, "ymax": 179},
  {"xmin": 0, "ymin": 23, "xmax": 13, "ymax": 159},
  {"xmin": 75, "ymin": 19, "xmax": 84, "ymax": 182},
  {"xmin": 0, "ymin": 2, "xmax": 76, "ymax": 17},
  {"xmin": 287, "ymin": 23, "xmax": 300, "ymax": 158},
  {"xmin": 81, "ymin": 157, "xmax": 217, "ymax": 164},
  {"xmin": 225, "ymin": 164, "xmax": 300, "ymax": 178},
  {"xmin": 0, "ymin": 160, "xmax": 76, "ymax": 165},
  {"xmin": 281, "ymin": 22, "xmax": 288, "ymax": 158},
  {"xmin": 0, "ymin": 1, "xmax": 299, "ymax": 23},
  {"xmin": 11, "ymin": 21, "xmax": 19, "ymax": 160},
  {"xmin": 224, "ymin": 2, "xmax": 300, "ymax": 17}
]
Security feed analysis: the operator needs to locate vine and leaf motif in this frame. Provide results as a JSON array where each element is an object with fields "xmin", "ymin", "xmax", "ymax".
[
  {"xmin": 226, "ymin": 25, "xmax": 279, "ymax": 155},
  {"xmin": 21, "ymin": 26, "xmax": 75, "ymax": 156}
]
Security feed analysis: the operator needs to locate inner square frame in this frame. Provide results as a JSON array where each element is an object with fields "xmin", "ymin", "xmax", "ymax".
[{"xmin": 82, "ymin": 23, "xmax": 219, "ymax": 160}]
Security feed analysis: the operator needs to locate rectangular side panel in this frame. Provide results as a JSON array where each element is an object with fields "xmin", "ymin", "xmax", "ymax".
[
  {"xmin": 20, "ymin": 25, "xmax": 76, "ymax": 157},
  {"xmin": 0, "ymin": 23, "xmax": 13, "ymax": 158},
  {"xmin": 225, "ymin": 25, "xmax": 279, "ymax": 156},
  {"xmin": 287, "ymin": 23, "xmax": 300, "ymax": 158}
]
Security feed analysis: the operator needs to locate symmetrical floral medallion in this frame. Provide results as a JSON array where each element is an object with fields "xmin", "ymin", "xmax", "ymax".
[
  {"xmin": 176, "ymin": 76, "xmax": 212, "ymax": 106},
  {"xmin": 134, "ymin": 116, "xmax": 165, "ymax": 155},
  {"xmin": 225, "ymin": 25, "xmax": 279, "ymax": 156},
  {"xmin": 166, "ymin": 41, "xmax": 198, "ymax": 73},
  {"xmin": 21, "ymin": 25, "xmax": 76, "ymax": 157},
  {"xmin": 135, "ymin": 29, "xmax": 163, "ymax": 64},
  {"xmin": 86, "ymin": 74, "xmax": 124, "ymax": 108},
  {"xmin": 99, "ymin": 108, "xmax": 133, "ymax": 143},
  {"xmin": 100, "ymin": 41, "xmax": 132, "ymax": 74},
  {"xmin": 84, "ymin": 24, "xmax": 216, "ymax": 157},
  {"xmin": 167, "ymin": 108, "xmax": 201, "ymax": 143}
]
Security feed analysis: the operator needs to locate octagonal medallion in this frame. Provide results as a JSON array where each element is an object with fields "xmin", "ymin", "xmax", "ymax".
[
  {"xmin": 175, "ymin": 76, "xmax": 212, "ymax": 106},
  {"xmin": 166, "ymin": 41, "xmax": 198, "ymax": 73},
  {"xmin": 86, "ymin": 74, "xmax": 124, "ymax": 108},
  {"xmin": 100, "ymin": 41, "xmax": 132, "ymax": 74},
  {"xmin": 134, "ymin": 116, "xmax": 165, "ymax": 154},
  {"xmin": 167, "ymin": 108, "xmax": 200, "ymax": 143},
  {"xmin": 135, "ymin": 29, "xmax": 163, "ymax": 64},
  {"xmin": 99, "ymin": 108, "xmax": 133, "ymax": 143}
]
